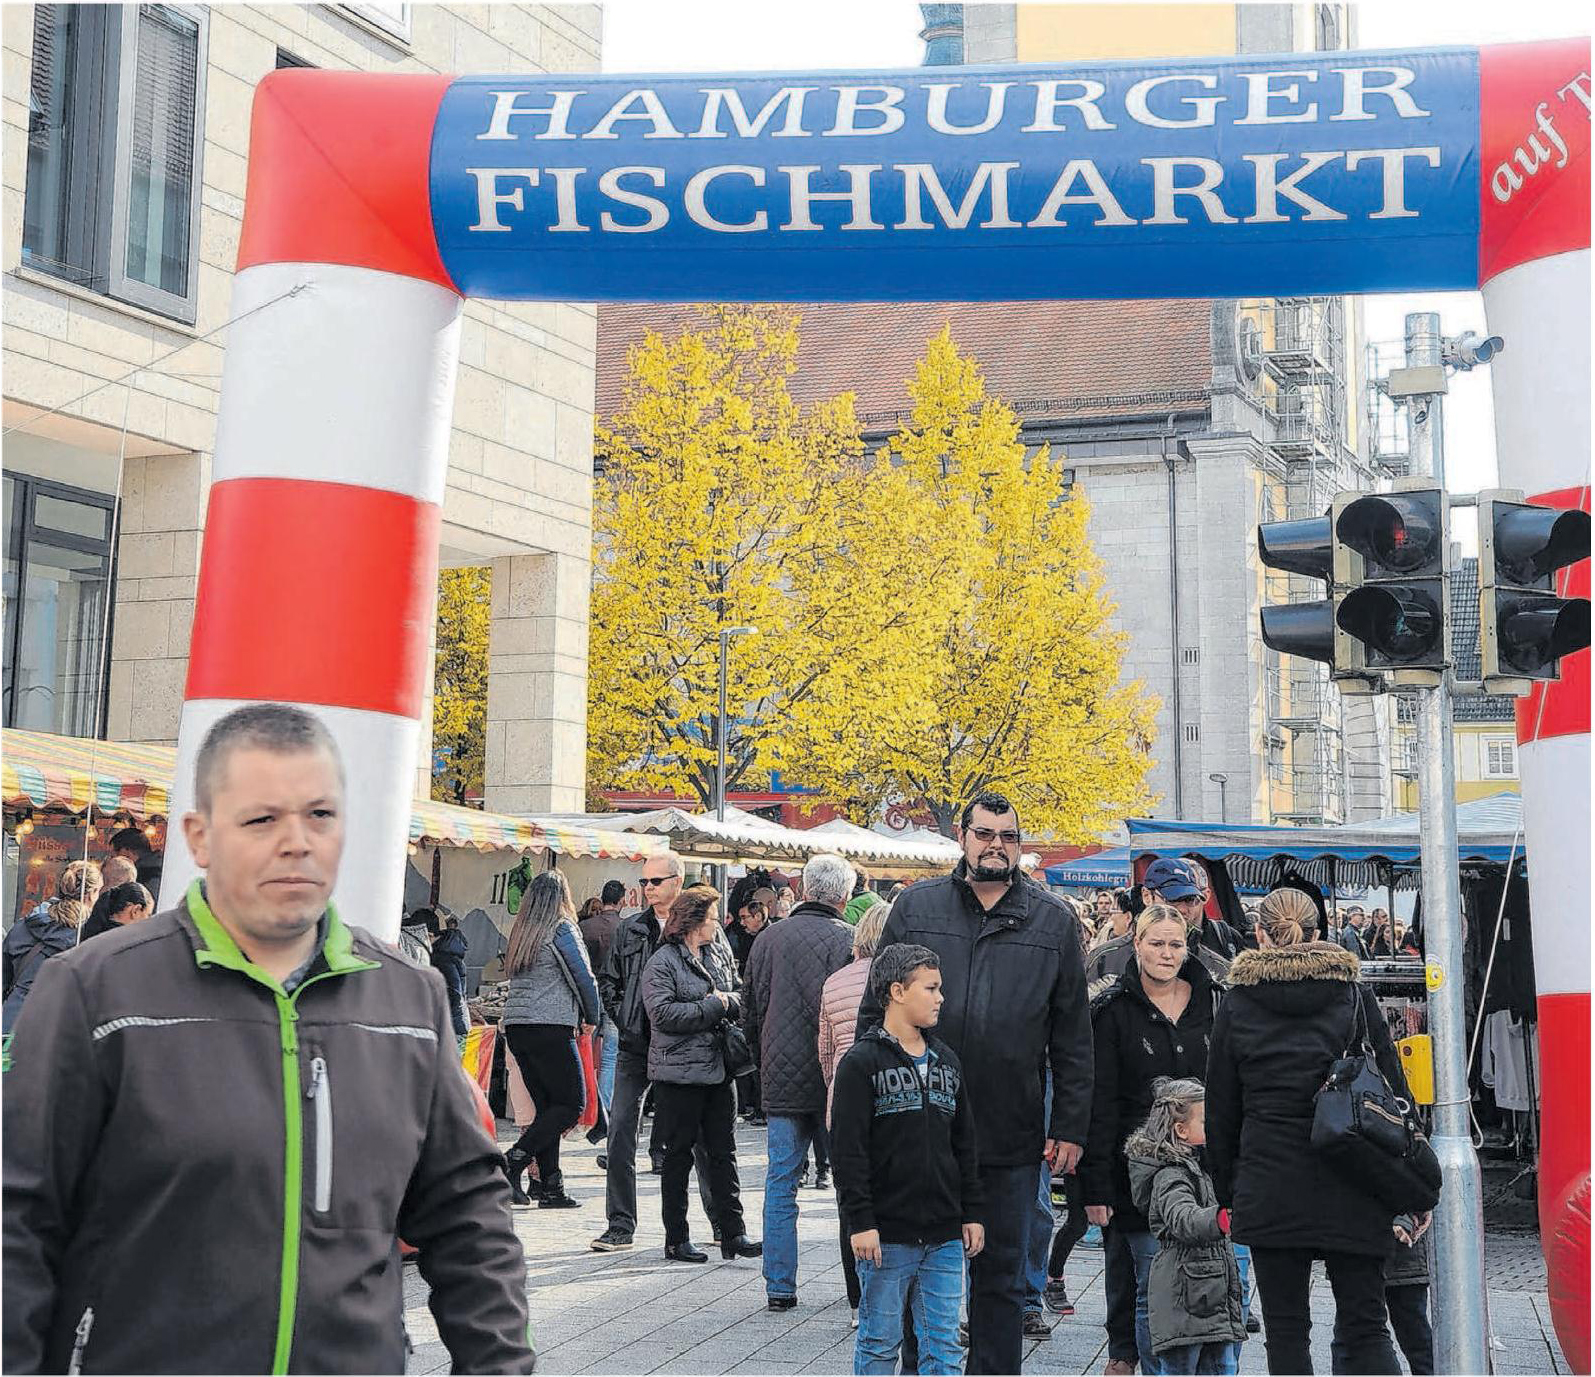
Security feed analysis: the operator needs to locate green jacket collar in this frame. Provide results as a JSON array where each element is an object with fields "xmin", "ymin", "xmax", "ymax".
[{"xmin": 185, "ymin": 880, "xmax": 378, "ymax": 993}]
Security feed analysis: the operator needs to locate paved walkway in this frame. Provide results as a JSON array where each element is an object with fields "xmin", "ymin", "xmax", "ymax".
[{"xmin": 404, "ymin": 1123, "xmax": 1570, "ymax": 1375}]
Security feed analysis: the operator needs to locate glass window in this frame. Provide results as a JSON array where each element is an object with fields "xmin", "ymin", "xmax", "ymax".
[
  {"xmin": 2, "ymin": 475, "xmax": 117, "ymax": 738},
  {"xmin": 21, "ymin": 4, "xmax": 206, "ymax": 323},
  {"xmin": 118, "ymin": 6, "xmax": 200, "ymax": 300},
  {"xmin": 1484, "ymin": 739, "xmax": 1517, "ymax": 779},
  {"xmin": 343, "ymin": 2, "xmax": 411, "ymax": 41}
]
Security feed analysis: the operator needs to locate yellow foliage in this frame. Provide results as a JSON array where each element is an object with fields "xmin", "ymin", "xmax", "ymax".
[
  {"xmin": 590, "ymin": 311, "xmax": 1159, "ymax": 841},
  {"xmin": 432, "ymin": 566, "xmax": 490, "ymax": 804},
  {"xmin": 874, "ymin": 328, "xmax": 1162, "ymax": 839},
  {"xmin": 589, "ymin": 306, "xmax": 936, "ymax": 808}
]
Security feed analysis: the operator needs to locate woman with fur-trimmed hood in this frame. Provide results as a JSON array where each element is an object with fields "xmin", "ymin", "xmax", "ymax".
[{"xmin": 1205, "ymin": 887, "xmax": 1410, "ymax": 1375}]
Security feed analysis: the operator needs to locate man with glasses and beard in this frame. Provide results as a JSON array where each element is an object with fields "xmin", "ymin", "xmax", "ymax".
[
  {"xmin": 857, "ymin": 792, "xmax": 1092, "ymax": 1375},
  {"xmin": 591, "ymin": 851, "xmax": 726, "ymax": 1253}
]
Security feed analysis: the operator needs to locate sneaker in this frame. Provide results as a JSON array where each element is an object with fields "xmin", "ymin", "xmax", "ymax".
[
  {"xmin": 957, "ymin": 1322, "xmax": 969, "ymax": 1348},
  {"xmin": 1080, "ymin": 1223, "xmax": 1103, "ymax": 1249},
  {"xmin": 509, "ymin": 1180, "xmax": 532, "ymax": 1208},
  {"xmin": 1104, "ymin": 1361, "xmax": 1136, "ymax": 1376},
  {"xmin": 596, "ymin": 1154, "xmax": 608, "ymax": 1171},
  {"xmin": 586, "ymin": 1124, "xmax": 606, "ymax": 1146},
  {"xmin": 767, "ymin": 1295, "xmax": 797, "ymax": 1312},
  {"xmin": 649, "ymin": 1152, "xmax": 665, "ymax": 1175},
  {"xmin": 1043, "ymin": 1278, "xmax": 1074, "ymax": 1317},
  {"xmin": 590, "ymin": 1227, "xmax": 634, "ymax": 1252},
  {"xmin": 1022, "ymin": 1310, "xmax": 1053, "ymax": 1340},
  {"xmin": 797, "ymin": 1165, "xmax": 810, "ymax": 1187},
  {"xmin": 849, "ymin": 1310, "xmax": 859, "ymax": 1331},
  {"xmin": 813, "ymin": 1167, "xmax": 831, "ymax": 1191}
]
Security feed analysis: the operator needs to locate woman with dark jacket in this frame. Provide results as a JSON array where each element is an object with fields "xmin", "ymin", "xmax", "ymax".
[
  {"xmin": 641, "ymin": 885, "xmax": 762, "ymax": 1264},
  {"xmin": 1206, "ymin": 887, "xmax": 1420, "ymax": 1375},
  {"xmin": 502, "ymin": 870, "xmax": 600, "ymax": 1210},
  {"xmin": 1082, "ymin": 905, "xmax": 1224, "ymax": 1374}
]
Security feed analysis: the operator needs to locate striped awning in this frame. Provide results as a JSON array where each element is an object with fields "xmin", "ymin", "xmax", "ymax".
[
  {"xmin": 2, "ymin": 728, "xmax": 662, "ymax": 860},
  {"xmin": 2, "ymin": 729, "xmax": 173, "ymax": 819}
]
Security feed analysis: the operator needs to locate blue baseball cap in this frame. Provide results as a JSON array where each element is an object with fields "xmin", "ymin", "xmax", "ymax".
[{"xmin": 1143, "ymin": 858, "xmax": 1203, "ymax": 901}]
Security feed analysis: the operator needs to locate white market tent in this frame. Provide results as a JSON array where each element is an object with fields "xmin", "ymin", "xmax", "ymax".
[{"xmin": 530, "ymin": 805, "xmax": 960, "ymax": 873}]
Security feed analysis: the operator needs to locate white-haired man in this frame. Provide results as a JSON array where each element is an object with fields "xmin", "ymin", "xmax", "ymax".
[{"xmin": 744, "ymin": 852, "xmax": 856, "ymax": 1310}]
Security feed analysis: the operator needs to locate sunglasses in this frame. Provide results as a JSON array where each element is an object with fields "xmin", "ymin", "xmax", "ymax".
[
  {"xmin": 640, "ymin": 876, "xmax": 673, "ymax": 888},
  {"xmin": 967, "ymin": 826, "xmax": 1021, "ymax": 846}
]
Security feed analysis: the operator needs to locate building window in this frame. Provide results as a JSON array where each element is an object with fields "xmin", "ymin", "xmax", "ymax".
[
  {"xmin": 1484, "ymin": 738, "xmax": 1517, "ymax": 779},
  {"xmin": 1403, "ymin": 737, "xmax": 1419, "ymax": 774},
  {"xmin": 23, "ymin": 4, "xmax": 207, "ymax": 323},
  {"xmin": 2, "ymin": 474, "xmax": 118, "ymax": 738},
  {"xmin": 1395, "ymin": 696, "xmax": 1418, "ymax": 725},
  {"xmin": 341, "ymin": 2, "xmax": 410, "ymax": 42}
]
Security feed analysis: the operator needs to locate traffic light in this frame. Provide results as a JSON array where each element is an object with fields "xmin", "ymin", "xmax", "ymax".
[
  {"xmin": 1334, "ymin": 486, "xmax": 1449, "ymax": 682},
  {"xmin": 1258, "ymin": 512, "xmax": 1338, "ymax": 666},
  {"xmin": 1478, "ymin": 491, "xmax": 1591, "ymax": 689}
]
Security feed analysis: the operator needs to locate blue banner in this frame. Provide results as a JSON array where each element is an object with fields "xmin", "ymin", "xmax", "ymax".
[{"xmin": 429, "ymin": 49, "xmax": 1479, "ymax": 302}]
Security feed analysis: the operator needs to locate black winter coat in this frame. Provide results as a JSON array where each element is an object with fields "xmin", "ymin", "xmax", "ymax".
[
  {"xmin": 1205, "ymin": 942, "xmax": 1406, "ymax": 1257},
  {"xmin": 641, "ymin": 940, "xmax": 741, "ymax": 1086},
  {"xmin": 743, "ymin": 902, "xmax": 852, "ymax": 1114},
  {"xmin": 856, "ymin": 864, "xmax": 1093, "ymax": 1167},
  {"xmin": 598, "ymin": 909, "xmax": 661, "ymax": 1055},
  {"xmin": 1081, "ymin": 955, "xmax": 1220, "ymax": 1230}
]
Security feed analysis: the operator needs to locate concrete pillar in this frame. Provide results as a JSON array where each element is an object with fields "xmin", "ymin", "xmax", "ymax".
[
  {"xmin": 106, "ymin": 450, "xmax": 209, "ymax": 745},
  {"xmin": 483, "ymin": 550, "xmax": 589, "ymax": 814}
]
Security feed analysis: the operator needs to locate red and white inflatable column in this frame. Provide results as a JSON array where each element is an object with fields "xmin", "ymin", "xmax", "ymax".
[
  {"xmin": 158, "ymin": 73, "xmax": 462, "ymax": 941},
  {"xmin": 1478, "ymin": 40, "xmax": 1592, "ymax": 1375}
]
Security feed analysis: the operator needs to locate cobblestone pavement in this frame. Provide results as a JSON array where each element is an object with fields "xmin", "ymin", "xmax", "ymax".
[{"xmin": 404, "ymin": 1123, "xmax": 1570, "ymax": 1375}]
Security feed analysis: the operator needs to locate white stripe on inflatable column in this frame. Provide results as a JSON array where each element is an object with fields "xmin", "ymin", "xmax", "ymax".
[
  {"xmin": 1517, "ymin": 734, "xmax": 1590, "ymax": 994},
  {"xmin": 214, "ymin": 262, "xmax": 462, "ymax": 501},
  {"xmin": 1481, "ymin": 250, "xmax": 1592, "ymax": 494},
  {"xmin": 162, "ymin": 698, "xmax": 421, "ymax": 942}
]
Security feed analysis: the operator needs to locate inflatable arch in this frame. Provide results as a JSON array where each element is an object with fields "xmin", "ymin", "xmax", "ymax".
[{"xmin": 161, "ymin": 39, "xmax": 1589, "ymax": 1365}]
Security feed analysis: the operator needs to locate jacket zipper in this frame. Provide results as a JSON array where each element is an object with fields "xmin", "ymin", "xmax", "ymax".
[
  {"xmin": 307, "ymin": 1055, "xmax": 332, "ymax": 1212},
  {"xmin": 66, "ymin": 1307, "xmax": 94, "ymax": 1375}
]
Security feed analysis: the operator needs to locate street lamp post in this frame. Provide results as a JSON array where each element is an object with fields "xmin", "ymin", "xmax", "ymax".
[
  {"xmin": 716, "ymin": 626, "xmax": 758, "ymax": 822},
  {"xmin": 1208, "ymin": 772, "xmax": 1228, "ymax": 823}
]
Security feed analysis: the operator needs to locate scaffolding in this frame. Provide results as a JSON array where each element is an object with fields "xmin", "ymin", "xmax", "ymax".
[
  {"xmin": 1365, "ymin": 339, "xmax": 1413, "ymax": 476},
  {"xmin": 1256, "ymin": 297, "xmax": 1350, "ymax": 824}
]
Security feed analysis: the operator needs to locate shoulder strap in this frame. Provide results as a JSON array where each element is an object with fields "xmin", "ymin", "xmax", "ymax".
[{"xmin": 1344, "ymin": 984, "xmax": 1369, "ymax": 1057}]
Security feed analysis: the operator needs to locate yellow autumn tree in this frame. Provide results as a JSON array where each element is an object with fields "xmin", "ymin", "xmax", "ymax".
[
  {"xmin": 432, "ymin": 566, "xmax": 490, "ymax": 804},
  {"xmin": 589, "ymin": 306, "xmax": 942, "ymax": 808},
  {"xmin": 871, "ymin": 328, "xmax": 1160, "ymax": 840}
]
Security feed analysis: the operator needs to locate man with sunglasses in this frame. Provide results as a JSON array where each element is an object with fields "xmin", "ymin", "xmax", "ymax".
[
  {"xmin": 592, "ymin": 852, "xmax": 724, "ymax": 1252},
  {"xmin": 857, "ymin": 791, "xmax": 1092, "ymax": 1375}
]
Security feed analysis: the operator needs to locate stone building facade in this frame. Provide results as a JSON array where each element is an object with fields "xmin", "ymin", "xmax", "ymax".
[{"xmin": 2, "ymin": 2, "xmax": 597, "ymax": 812}]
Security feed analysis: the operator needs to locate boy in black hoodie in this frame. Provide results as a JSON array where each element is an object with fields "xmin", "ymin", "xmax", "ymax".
[{"xmin": 832, "ymin": 944, "xmax": 985, "ymax": 1375}]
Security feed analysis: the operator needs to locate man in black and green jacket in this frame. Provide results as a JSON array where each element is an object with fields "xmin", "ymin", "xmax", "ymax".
[{"xmin": 2, "ymin": 704, "xmax": 535, "ymax": 1375}]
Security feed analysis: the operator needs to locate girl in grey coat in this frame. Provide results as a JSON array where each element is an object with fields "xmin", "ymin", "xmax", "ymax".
[
  {"xmin": 1125, "ymin": 1078, "xmax": 1245, "ymax": 1375},
  {"xmin": 641, "ymin": 885, "xmax": 761, "ymax": 1264}
]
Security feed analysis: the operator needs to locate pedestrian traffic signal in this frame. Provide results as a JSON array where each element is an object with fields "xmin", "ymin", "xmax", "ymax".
[
  {"xmin": 1478, "ymin": 491, "xmax": 1591, "ymax": 689},
  {"xmin": 1334, "ymin": 487, "xmax": 1449, "ymax": 681}
]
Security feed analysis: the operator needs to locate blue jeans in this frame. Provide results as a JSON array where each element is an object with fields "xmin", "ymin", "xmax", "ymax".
[
  {"xmin": 763, "ymin": 1112, "xmax": 822, "ymax": 1299},
  {"xmin": 1156, "ymin": 1340, "xmax": 1241, "ymax": 1374},
  {"xmin": 1022, "ymin": 1071, "xmax": 1054, "ymax": 1312},
  {"xmin": 855, "ymin": 1239, "xmax": 965, "ymax": 1375},
  {"xmin": 596, "ymin": 1013, "xmax": 617, "ymax": 1115},
  {"xmin": 1128, "ymin": 1229, "xmax": 1249, "ymax": 1377}
]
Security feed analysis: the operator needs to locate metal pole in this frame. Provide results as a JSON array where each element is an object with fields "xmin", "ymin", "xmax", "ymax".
[
  {"xmin": 1404, "ymin": 311, "xmax": 1491, "ymax": 1376},
  {"xmin": 716, "ymin": 631, "xmax": 729, "ymax": 823}
]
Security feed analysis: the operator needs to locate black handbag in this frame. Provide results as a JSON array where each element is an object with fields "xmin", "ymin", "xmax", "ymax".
[
  {"xmin": 718, "ymin": 1019, "xmax": 756, "ymax": 1079},
  {"xmin": 1310, "ymin": 987, "xmax": 1442, "ymax": 1214}
]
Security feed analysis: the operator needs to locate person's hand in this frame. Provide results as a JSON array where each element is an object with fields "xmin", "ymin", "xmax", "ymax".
[
  {"xmin": 1393, "ymin": 1220, "xmax": 1413, "ymax": 1246},
  {"xmin": 851, "ymin": 1229, "xmax": 882, "ymax": 1265},
  {"xmin": 1411, "ymin": 1211, "xmax": 1433, "ymax": 1243},
  {"xmin": 1046, "ymin": 1139, "xmax": 1083, "ymax": 1174},
  {"xmin": 579, "ymin": 1022, "xmax": 595, "ymax": 1038},
  {"xmin": 1086, "ymin": 1205, "xmax": 1113, "ymax": 1227},
  {"xmin": 962, "ymin": 1223, "xmax": 985, "ymax": 1259}
]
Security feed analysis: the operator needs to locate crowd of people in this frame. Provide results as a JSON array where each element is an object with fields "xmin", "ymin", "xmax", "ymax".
[{"xmin": 2, "ymin": 706, "xmax": 1438, "ymax": 1377}]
